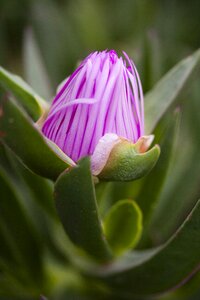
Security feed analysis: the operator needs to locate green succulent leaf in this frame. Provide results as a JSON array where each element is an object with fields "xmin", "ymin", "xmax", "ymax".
[
  {"xmin": 99, "ymin": 141, "xmax": 160, "ymax": 182},
  {"xmin": 23, "ymin": 28, "xmax": 53, "ymax": 100},
  {"xmin": 0, "ymin": 96, "xmax": 74, "ymax": 180},
  {"xmin": 137, "ymin": 110, "xmax": 181, "ymax": 247},
  {"xmin": 0, "ymin": 167, "xmax": 43, "ymax": 284},
  {"xmin": 103, "ymin": 200, "xmax": 143, "ymax": 256},
  {"xmin": 0, "ymin": 142, "xmax": 55, "ymax": 219},
  {"xmin": 149, "ymin": 81, "xmax": 200, "ymax": 244},
  {"xmin": 91, "ymin": 200, "xmax": 200, "ymax": 298},
  {"xmin": 0, "ymin": 65, "xmax": 48, "ymax": 121},
  {"xmin": 54, "ymin": 157, "xmax": 112, "ymax": 262},
  {"xmin": 0, "ymin": 143, "xmax": 65, "ymax": 270},
  {"xmin": 145, "ymin": 48, "xmax": 200, "ymax": 133}
]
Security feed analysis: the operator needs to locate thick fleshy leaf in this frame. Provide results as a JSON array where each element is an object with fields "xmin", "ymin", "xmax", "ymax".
[
  {"xmin": 90, "ymin": 200, "xmax": 200, "ymax": 298},
  {"xmin": 0, "ymin": 143, "xmax": 65, "ymax": 269},
  {"xmin": 98, "ymin": 140, "xmax": 160, "ymax": 182},
  {"xmin": 23, "ymin": 28, "xmax": 53, "ymax": 100},
  {"xmin": 0, "ymin": 167, "xmax": 43, "ymax": 284},
  {"xmin": 145, "ymin": 49, "xmax": 200, "ymax": 133},
  {"xmin": 0, "ymin": 65, "xmax": 48, "ymax": 121},
  {"xmin": 0, "ymin": 142, "xmax": 56, "ymax": 223},
  {"xmin": 150, "ymin": 94, "xmax": 200, "ymax": 244},
  {"xmin": 0, "ymin": 96, "xmax": 74, "ymax": 180},
  {"xmin": 137, "ymin": 110, "xmax": 180, "ymax": 247},
  {"xmin": 103, "ymin": 200, "xmax": 143, "ymax": 256},
  {"xmin": 54, "ymin": 157, "xmax": 112, "ymax": 262}
]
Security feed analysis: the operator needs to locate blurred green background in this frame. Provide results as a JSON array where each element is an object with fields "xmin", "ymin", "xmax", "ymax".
[
  {"xmin": 1, "ymin": 0, "xmax": 200, "ymax": 92},
  {"xmin": 0, "ymin": 0, "xmax": 200, "ymax": 299}
]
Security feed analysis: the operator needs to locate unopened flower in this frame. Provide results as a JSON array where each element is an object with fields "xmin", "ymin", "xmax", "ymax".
[{"xmin": 42, "ymin": 50, "xmax": 145, "ymax": 168}]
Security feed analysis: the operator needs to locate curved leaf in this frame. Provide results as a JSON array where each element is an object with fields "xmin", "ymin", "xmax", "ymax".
[
  {"xmin": 23, "ymin": 28, "xmax": 53, "ymax": 100},
  {"xmin": 0, "ymin": 167, "xmax": 43, "ymax": 284},
  {"xmin": 137, "ymin": 110, "xmax": 180, "ymax": 247},
  {"xmin": 145, "ymin": 49, "xmax": 200, "ymax": 133},
  {"xmin": 88, "ymin": 200, "xmax": 200, "ymax": 298},
  {"xmin": 0, "ymin": 143, "xmax": 65, "ymax": 269},
  {"xmin": 0, "ymin": 142, "xmax": 55, "ymax": 218},
  {"xmin": 0, "ymin": 65, "xmax": 48, "ymax": 121},
  {"xmin": 54, "ymin": 157, "xmax": 112, "ymax": 262},
  {"xmin": 0, "ymin": 96, "xmax": 74, "ymax": 180},
  {"xmin": 103, "ymin": 200, "xmax": 143, "ymax": 256}
]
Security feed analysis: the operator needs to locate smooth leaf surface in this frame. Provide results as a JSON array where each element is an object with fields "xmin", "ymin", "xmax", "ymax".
[
  {"xmin": 0, "ymin": 143, "xmax": 66, "ymax": 271},
  {"xmin": 103, "ymin": 200, "xmax": 143, "ymax": 256},
  {"xmin": 99, "ymin": 141, "xmax": 160, "ymax": 182},
  {"xmin": 145, "ymin": 49, "xmax": 200, "ymax": 133},
  {"xmin": 55, "ymin": 157, "xmax": 112, "ymax": 262},
  {"xmin": 137, "ymin": 110, "xmax": 180, "ymax": 247},
  {"xmin": 0, "ymin": 65, "xmax": 47, "ymax": 121},
  {"xmin": 0, "ymin": 96, "xmax": 74, "ymax": 180},
  {"xmin": 150, "ymin": 90, "xmax": 200, "ymax": 244},
  {"xmin": 0, "ymin": 167, "xmax": 43, "ymax": 284},
  {"xmin": 90, "ymin": 200, "xmax": 200, "ymax": 298},
  {"xmin": 0, "ymin": 143, "xmax": 55, "ymax": 218},
  {"xmin": 23, "ymin": 28, "xmax": 53, "ymax": 100}
]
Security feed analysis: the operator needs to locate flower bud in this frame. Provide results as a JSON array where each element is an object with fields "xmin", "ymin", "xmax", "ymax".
[
  {"xmin": 42, "ymin": 50, "xmax": 144, "ymax": 163},
  {"xmin": 41, "ymin": 50, "xmax": 160, "ymax": 180}
]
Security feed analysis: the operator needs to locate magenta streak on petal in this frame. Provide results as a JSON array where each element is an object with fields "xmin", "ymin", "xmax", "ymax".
[
  {"xmin": 80, "ymin": 59, "xmax": 117, "ymax": 157},
  {"xmin": 123, "ymin": 52, "xmax": 143, "ymax": 123},
  {"xmin": 109, "ymin": 50, "xmax": 118, "ymax": 64},
  {"xmin": 127, "ymin": 71, "xmax": 141, "ymax": 127},
  {"xmin": 84, "ymin": 58, "xmax": 110, "ymax": 156},
  {"xmin": 57, "ymin": 60, "xmax": 93, "ymax": 159},
  {"xmin": 120, "ymin": 73, "xmax": 133, "ymax": 139},
  {"xmin": 93, "ymin": 58, "xmax": 122, "ymax": 147},
  {"xmin": 55, "ymin": 108, "xmax": 73, "ymax": 149},
  {"xmin": 52, "ymin": 98, "xmax": 98, "ymax": 151},
  {"xmin": 103, "ymin": 62, "xmax": 124, "ymax": 135},
  {"xmin": 70, "ymin": 56, "xmax": 101, "ymax": 159},
  {"xmin": 133, "ymin": 62, "xmax": 144, "ymax": 135},
  {"xmin": 124, "ymin": 73, "xmax": 137, "ymax": 140},
  {"xmin": 53, "ymin": 65, "xmax": 83, "ymax": 105},
  {"xmin": 64, "ymin": 59, "xmax": 92, "ymax": 160},
  {"xmin": 123, "ymin": 51, "xmax": 144, "ymax": 134},
  {"xmin": 55, "ymin": 69, "xmax": 88, "ymax": 148},
  {"xmin": 46, "ymin": 98, "xmax": 98, "ymax": 118},
  {"xmin": 123, "ymin": 70, "xmax": 138, "ymax": 141},
  {"xmin": 49, "ymin": 75, "xmax": 77, "ymax": 116},
  {"xmin": 124, "ymin": 72, "xmax": 140, "ymax": 131},
  {"xmin": 120, "ymin": 61, "xmax": 138, "ymax": 141}
]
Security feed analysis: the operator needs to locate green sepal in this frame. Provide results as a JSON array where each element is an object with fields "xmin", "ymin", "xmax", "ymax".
[
  {"xmin": 103, "ymin": 200, "xmax": 143, "ymax": 256},
  {"xmin": 0, "ymin": 65, "xmax": 48, "ymax": 121},
  {"xmin": 54, "ymin": 157, "xmax": 112, "ymax": 262},
  {"xmin": 0, "ymin": 96, "xmax": 74, "ymax": 180},
  {"xmin": 98, "ymin": 141, "xmax": 160, "ymax": 182}
]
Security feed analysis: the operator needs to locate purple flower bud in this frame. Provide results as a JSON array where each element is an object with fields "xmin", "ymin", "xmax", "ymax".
[{"xmin": 42, "ymin": 50, "xmax": 144, "ymax": 162}]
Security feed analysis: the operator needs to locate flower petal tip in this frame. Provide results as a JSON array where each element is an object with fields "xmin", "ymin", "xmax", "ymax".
[{"xmin": 91, "ymin": 133, "xmax": 121, "ymax": 176}]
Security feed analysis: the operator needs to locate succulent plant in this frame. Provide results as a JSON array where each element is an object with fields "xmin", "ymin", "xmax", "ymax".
[{"xmin": 0, "ymin": 45, "xmax": 200, "ymax": 300}]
